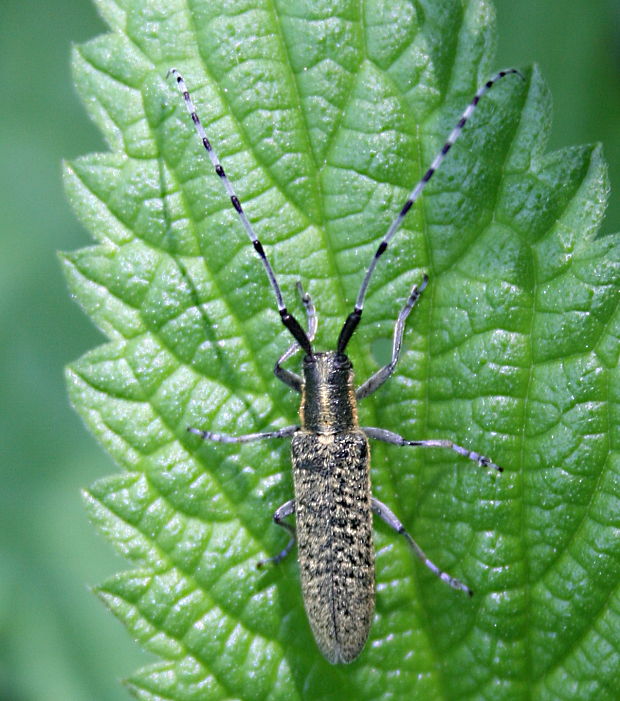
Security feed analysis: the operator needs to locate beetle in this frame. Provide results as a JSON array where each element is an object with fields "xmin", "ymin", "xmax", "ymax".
[{"xmin": 170, "ymin": 67, "xmax": 519, "ymax": 663}]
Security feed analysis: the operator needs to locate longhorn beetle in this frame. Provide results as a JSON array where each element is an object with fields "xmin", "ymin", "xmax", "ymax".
[{"xmin": 170, "ymin": 67, "xmax": 521, "ymax": 664}]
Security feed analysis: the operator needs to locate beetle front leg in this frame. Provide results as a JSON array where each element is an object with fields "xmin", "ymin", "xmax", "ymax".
[
  {"xmin": 274, "ymin": 282, "xmax": 318, "ymax": 393},
  {"xmin": 356, "ymin": 275, "xmax": 428, "ymax": 400}
]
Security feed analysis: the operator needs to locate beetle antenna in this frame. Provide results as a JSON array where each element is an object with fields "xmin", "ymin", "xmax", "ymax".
[
  {"xmin": 169, "ymin": 69, "xmax": 313, "ymax": 356},
  {"xmin": 337, "ymin": 68, "xmax": 523, "ymax": 353}
]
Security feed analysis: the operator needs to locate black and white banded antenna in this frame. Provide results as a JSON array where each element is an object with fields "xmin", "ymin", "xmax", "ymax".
[
  {"xmin": 336, "ymin": 68, "xmax": 524, "ymax": 354},
  {"xmin": 168, "ymin": 68, "xmax": 313, "ymax": 357}
]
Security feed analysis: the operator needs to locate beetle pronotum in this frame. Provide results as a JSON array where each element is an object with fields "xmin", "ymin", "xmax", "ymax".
[{"xmin": 170, "ymin": 67, "xmax": 520, "ymax": 664}]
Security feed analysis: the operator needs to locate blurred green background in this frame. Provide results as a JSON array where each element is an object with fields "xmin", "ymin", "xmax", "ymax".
[{"xmin": 1, "ymin": 1, "xmax": 618, "ymax": 699}]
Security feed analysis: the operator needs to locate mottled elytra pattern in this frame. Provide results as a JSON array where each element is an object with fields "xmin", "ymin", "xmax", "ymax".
[
  {"xmin": 292, "ymin": 429, "xmax": 373, "ymax": 664},
  {"xmin": 171, "ymin": 67, "xmax": 519, "ymax": 663}
]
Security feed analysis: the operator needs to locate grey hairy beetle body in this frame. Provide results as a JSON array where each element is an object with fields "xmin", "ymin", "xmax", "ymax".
[
  {"xmin": 170, "ymin": 67, "xmax": 520, "ymax": 663},
  {"xmin": 293, "ymin": 353, "xmax": 373, "ymax": 663}
]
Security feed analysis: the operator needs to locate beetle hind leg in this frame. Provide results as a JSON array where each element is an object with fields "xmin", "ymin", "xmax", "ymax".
[
  {"xmin": 371, "ymin": 497, "xmax": 473, "ymax": 596},
  {"xmin": 257, "ymin": 499, "xmax": 296, "ymax": 568}
]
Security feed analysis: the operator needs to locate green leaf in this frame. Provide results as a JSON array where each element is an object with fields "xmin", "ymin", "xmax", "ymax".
[{"xmin": 64, "ymin": 0, "xmax": 620, "ymax": 698}]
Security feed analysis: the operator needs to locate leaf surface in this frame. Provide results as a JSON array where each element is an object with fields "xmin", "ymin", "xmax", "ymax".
[{"xmin": 64, "ymin": 0, "xmax": 620, "ymax": 698}]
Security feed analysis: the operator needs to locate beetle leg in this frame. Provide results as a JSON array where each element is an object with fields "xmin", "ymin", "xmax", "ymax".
[
  {"xmin": 356, "ymin": 275, "xmax": 428, "ymax": 400},
  {"xmin": 363, "ymin": 426, "xmax": 502, "ymax": 472},
  {"xmin": 188, "ymin": 424, "xmax": 298, "ymax": 443},
  {"xmin": 371, "ymin": 497, "xmax": 472, "ymax": 596},
  {"xmin": 274, "ymin": 282, "xmax": 317, "ymax": 392},
  {"xmin": 257, "ymin": 499, "xmax": 296, "ymax": 568}
]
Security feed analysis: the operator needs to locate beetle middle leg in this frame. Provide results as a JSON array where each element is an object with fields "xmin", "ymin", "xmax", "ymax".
[
  {"xmin": 371, "ymin": 497, "xmax": 473, "ymax": 596},
  {"xmin": 187, "ymin": 424, "xmax": 299, "ymax": 443},
  {"xmin": 363, "ymin": 426, "xmax": 502, "ymax": 472},
  {"xmin": 188, "ymin": 425, "xmax": 298, "ymax": 567},
  {"xmin": 187, "ymin": 423, "xmax": 299, "ymax": 562}
]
